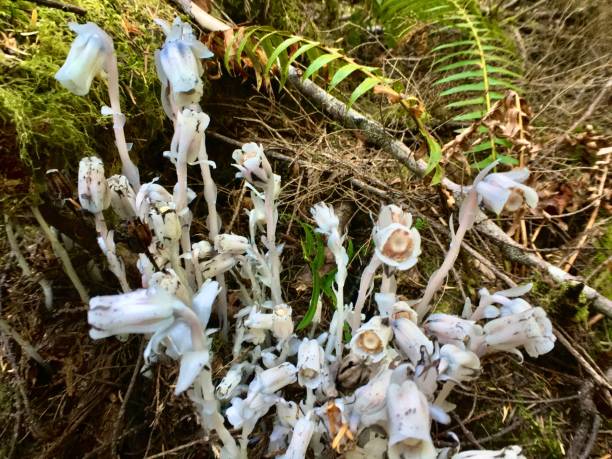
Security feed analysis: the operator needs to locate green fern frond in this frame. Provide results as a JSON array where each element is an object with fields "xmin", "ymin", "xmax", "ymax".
[
  {"xmin": 217, "ymin": 25, "xmax": 410, "ymax": 109},
  {"xmin": 377, "ymin": 0, "xmax": 524, "ymax": 167}
]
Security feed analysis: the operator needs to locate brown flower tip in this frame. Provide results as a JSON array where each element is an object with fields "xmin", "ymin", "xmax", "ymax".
[
  {"xmin": 382, "ymin": 229, "xmax": 414, "ymax": 261},
  {"xmin": 357, "ymin": 330, "xmax": 383, "ymax": 354}
]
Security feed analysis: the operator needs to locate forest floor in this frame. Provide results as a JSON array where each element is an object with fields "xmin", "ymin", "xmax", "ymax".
[{"xmin": 0, "ymin": 0, "xmax": 610, "ymax": 458}]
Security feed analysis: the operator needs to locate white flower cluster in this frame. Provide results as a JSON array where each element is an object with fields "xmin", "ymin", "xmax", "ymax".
[{"xmin": 56, "ymin": 18, "xmax": 549, "ymax": 459}]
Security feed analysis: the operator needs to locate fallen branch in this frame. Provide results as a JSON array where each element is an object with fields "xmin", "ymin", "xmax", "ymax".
[{"xmin": 174, "ymin": 1, "xmax": 612, "ymax": 319}]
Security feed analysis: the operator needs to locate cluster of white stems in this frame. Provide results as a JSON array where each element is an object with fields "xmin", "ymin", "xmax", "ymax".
[{"xmin": 54, "ymin": 17, "xmax": 551, "ymax": 459}]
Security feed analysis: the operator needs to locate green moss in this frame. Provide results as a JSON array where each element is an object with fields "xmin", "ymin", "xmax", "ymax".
[
  {"xmin": 0, "ymin": 0, "xmax": 177, "ymax": 180},
  {"xmin": 214, "ymin": 0, "xmax": 333, "ymax": 36}
]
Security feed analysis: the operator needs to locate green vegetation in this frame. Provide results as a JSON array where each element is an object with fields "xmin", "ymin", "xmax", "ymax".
[{"xmin": 0, "ymin": 0, "xmax": 176, "ymax": 179}]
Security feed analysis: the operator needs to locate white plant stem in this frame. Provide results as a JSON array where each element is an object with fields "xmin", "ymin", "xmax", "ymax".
[
  {"xmin": 415, "ymin": 163, "xmax": 496, "ymax": 320},
  {"xmin": 264, "ymin": 178, "xmax": 283, "ymax": 306},
  {"xmin": 5, "ymin": 216, "xmax": 53, "ymax": 309},
  {"xmin": 104, "ymin": 52, "xmax": 140, "ymax": 191},
  {"xmin": 350, "ymin": 256, "xmax": 382, "ymax": 332},
  {"xmin": 434, "ymin": 380, "xmax": 456, "ymax": 408},
  {"xmin": 197, "ymin": 140, "xmax": 228, "ymax": 336},
  {"xmin": 31, "ymin": 206, "xmax": 89, "ymax": 303},
  {"xmin": 94, "ymin": 213, "xmax": 131, "ymax": 293}
]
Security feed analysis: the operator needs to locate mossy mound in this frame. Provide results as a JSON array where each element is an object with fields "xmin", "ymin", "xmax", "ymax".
[{"xmin": 0, "ymin": 0, "xmax": 179, "ymax": 185}]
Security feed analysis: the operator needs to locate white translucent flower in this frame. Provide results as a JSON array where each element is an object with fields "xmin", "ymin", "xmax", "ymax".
[
  {"xmin": 175, "ymin": 349, "xmax": 209, "ymax": 395},
  {"xmin": 311, "ymin": 202, "xmax": 340, "ymax": 235},
  {"xmin": 154, "ymin": 17, "xmax": 213, "ymax": 117},
  {"xmin": 473, "ymin": 283, "xmax": 533, "ymax": 320},
  {"xmin": 351, "ymin": 368, "xmax": 393, "ymax": 429},
  {"xmin": 451, "ymin": 446, "xmax": 526, "ymax": 459},
  {"xmin": 191, "ymin": 240, "xmax": 213, "ymax": 260},
  {"xmin": 164, "ymin": 108, "xmax": 210, "ymax": 165},
  {"xmin": 474, "ymin": 169, "xmax": 538, "ymax": 215},
  {"xmin": 192, "ymin": 279, "xmax": 219, "ymax": 329},
  {"xmin": 280, "ymin": 412, "xmax": 316, "ymax": 459},
  {"xmin": 386, "ymin": 380, "xmax": 436, "ymax": 459},
  {"xmin": 107, "ymin": 174, "xmax": 136, "ymax": 220},
  {"xmin": 373, "ymin": 205, "xmax": 421, "ymax": 270},
  {"xmin": 245, "ymin": 304, "xmax": 294, "ymax": 341},
  {"xmin": 149, "ymin": 202, "xmax": 182, "ymax": 244},
  {"xmin": 226, "ymin": 392, "xmax": 279, "ymax": 429},
  {"xmin": 350, "ymin": 316, "xmax": 393, "ymax": 363},
  {"xmin": 199, "ymin": 253, "xmax": 237, "ymax": 278},
  {"xmin": 88, "ymin": 288, "xmax": 175, "ymax": 339},
  {"xmin": 232, "ymin": 142, "xmax": 273, "ymax": 184},
  {"xmin": 423, "ymin": 313, "xmax": 484, "ymax": 348},
  {"xmin": 390, "ymin": 301, "xmax": 419, "ymax": 323},
  {"xmin": 214, "ymin": 233, "xmax": 249, "ymax": 254},
  {"xmin": 55, "ymin": 22, "xmax": 113, "ymax": 96},
  {"xmin": 297, "ymin": 338, "xmax": 324, "ymax": 389},
  {"xmin": 391, "ymin": 316, "xmax": 434, "ymax": 365},
  {"xmin": 78, "ymin": 156, "xmax": 110, "ymax": 214},
  {"xmin": 253, "ymin": 362, "xmax": 298, "ymax": 394},
  {"xmin": 216, "ymin": 363, "xmax": 250, "ymax": 400},
  {"xmin": 438, "ymin": 344, "xmax": 481, "ymax": 383},
  {"xmin": 135, "ymin": 181, "xmax": 173, "ymax": 221},
  {"xmin": 149, "ymin": 269, "xmax": 191, "ymax": 305},
  {"xmin": 137, "ymin": 254, "xmax": 154, "ymax": 288},
  {"xmin": 276, "ymin": 399, "xmax": 299, "ymax": 427},
  {"xmin": 482, "ymin": 307, "xmax": 555, "ymax": 359}
]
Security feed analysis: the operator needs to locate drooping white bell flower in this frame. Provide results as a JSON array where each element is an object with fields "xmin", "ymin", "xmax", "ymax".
[
  {"xmin": 474, "ymin": 169, "xmax": 538, "ymax": 215},
  {"xmin": 154, "ymin": 17, "xmax": 213, "ymax": 117},
  {"xmin": 391, "ymin": 315, "xmax": 434, "ymax": 365},
  {"xmin": 78, "ymin": 156, "xmax": 110, "ymax": 214},
  {"xmin": 55, "ymin": 22, "xmax": 113, "ymax": 96},
  {"xmin": 451, "ymin": 445, "xmax": 526, "ymax": 459},
  {"xmin": 214, "ymin": 233, "xmax": 250, "ymax": 254},
  {"xmin": 88, "ymin": 288, "xmax": 176, "ymax": 339},
  {"xmin": 199, "ymin": 253, "xmax": 238, "ymax": 279},
  {"xmin": 135, "ymin": 181, "xmax": 173, "ymax": 221},
  {"xmin": 232, "ymin": 142, "xmax": 273, "ymax": 185},
  {"xmin": 438, "ymin": 344, "xmax": 481, "ymax": 383},
  {"xmin": 225, "ymin": 391, "xmax": 280, "ymax": 429},
  {"xmin": 107, "ymin": 174, "xmax": 136, "ymax": 220},
  {"xmin": 351, "ymin": 367, "xmax": 393, "ymax": 429},
  {"xmin": 386, "ymin": 380, "xmax": 436, "ymax": 459},
  {"xmin": 280, "ymin": 411, "xmax": 316, "ymax": 459},
  {"xmin": 175, "ymin": 349, "xmax": 209, "ymax": 395},
  {"xmin": 350, "ymin": 316, "xmax": 393, "ymax": 363},
  {"xmin": 245, "ymin": 304, "xmax": 294, "ymax": 341},
  {"xmin": 423, "ymin": 313, "xmax": 484, "ymax": 348},
  {"xmin": 165, "ymin": 108, "xmax": 210, "ymax": 165},
  {"xmin": 297, "ymin": 338, "xmax": 325, "ymax": 389},
  {"xmin": 149, "ymin": 202, "xmax": 182, "ymax": 244},
  {"xmin": 481, "ymin": 307, "xmax": 555, "ymax": 359},
  {"xmin": 252, "ymin": 362, "xmax": 298, "ymax": 394},
  {"xmin": 472, "ymin": 283, "xmax": 533, "ymax": 320},
  {"xmin": 373, "ymin": 205, "xmax": 421, "ymax": 270}
]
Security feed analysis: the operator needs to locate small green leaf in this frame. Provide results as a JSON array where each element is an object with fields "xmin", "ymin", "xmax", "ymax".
[
  {"xmin": 348, "ymin": 76, "xmax": 380, "ymax": 108},
  {"xmin": 302, "ymin": 53, "xmax": 342, "ymax": 81},
  {"xmin": 452, "ymin": 110, "xmax": 485, "ymax": 122},
  {"xmin": 445, "ymin": 96, "xmax": 486, "ymax": 108},
  {"xmin": 281, "ymin": 42, "xmax": 319, "ymax": 86},
  {"xmin": 434, "ymin": 70, "xmax": 486, "ymax": 85},
  {"xmin": 264, "ymin": 36, "xmax": 302, "ymax": 74},
  {"xmin": 328, "ymin": 62, "xmax": 361, "ymax": 91}
]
